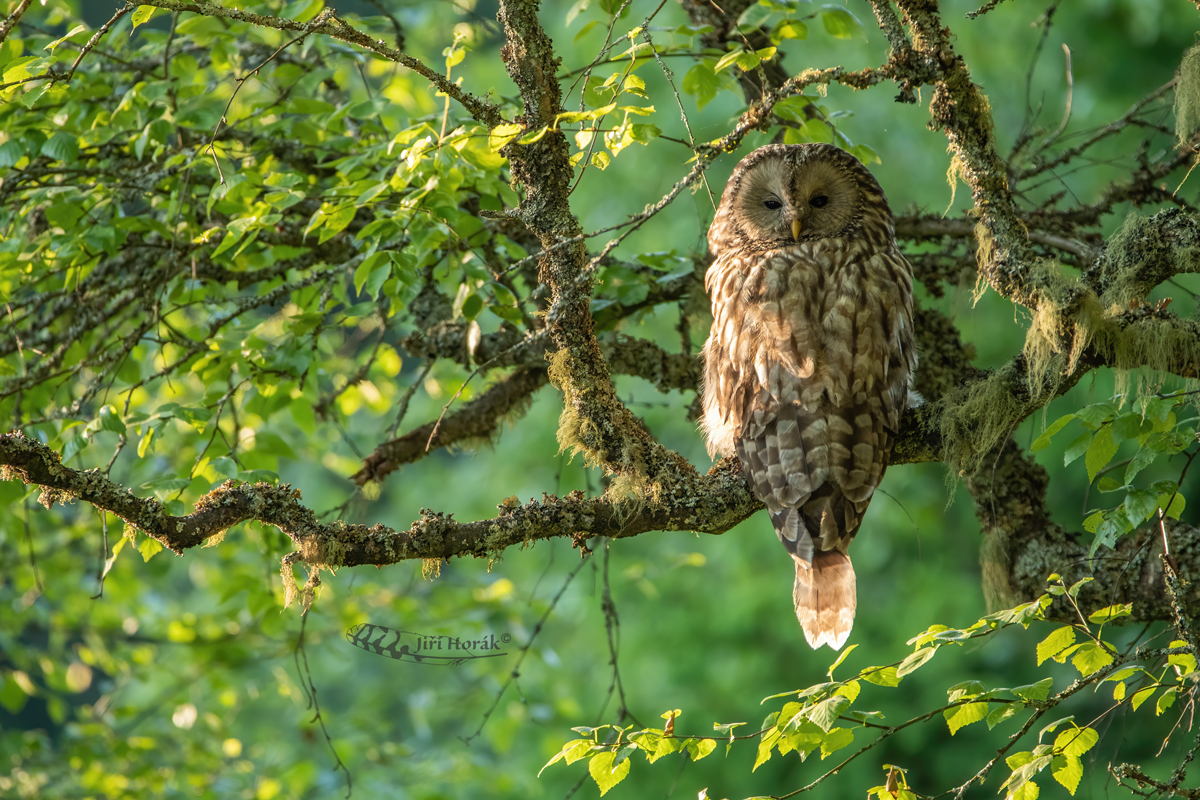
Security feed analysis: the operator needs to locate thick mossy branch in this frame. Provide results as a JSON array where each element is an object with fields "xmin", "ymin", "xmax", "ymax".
[
  {"xmin": 1091, "ymin": 209, "xmax": 1200, "ymax": 308},
  {"xmin": 935, "ymin": 308, "xmax": 1200, "ymax": 475},
  {"xmin": 6, "ymin": 425, "xmax": 1197, "ymax": 618},
  {"xmin": 0, "ymin": 431, "xmax": 758, "ymax": 564},
  {"xmin": 934, "ymin": 209, "xmax": 1200, "ymax": 474}
]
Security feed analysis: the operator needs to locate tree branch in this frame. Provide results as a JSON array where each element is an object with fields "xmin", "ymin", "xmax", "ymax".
[{"xmin": 354, "ymin": 367, "xmax": 549, "ymax": 485}]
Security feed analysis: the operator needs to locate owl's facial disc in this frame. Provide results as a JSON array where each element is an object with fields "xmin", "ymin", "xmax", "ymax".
[{"xmin": 733, "ymin": 154, "xmax": 862, "ymax": 247}]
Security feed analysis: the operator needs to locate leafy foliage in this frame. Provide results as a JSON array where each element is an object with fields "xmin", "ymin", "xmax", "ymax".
[
  {"xmin": 1033, "ymin": 392, "xmax": 1197, "ymax": 555},
  {"xmin": 544, "ymin": 577, "xmax": 1196, "ymax": 798}
]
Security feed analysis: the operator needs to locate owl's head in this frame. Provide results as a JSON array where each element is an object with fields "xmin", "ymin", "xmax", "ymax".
[{"xmin": 707, "ymin": 143, "xmax": 893, "ymax": 257}]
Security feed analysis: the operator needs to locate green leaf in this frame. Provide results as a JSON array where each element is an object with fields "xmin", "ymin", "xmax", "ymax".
[
  {"xmin": 987, "ymin": 705, "xmax": 1017, "ymax": 729},
  {"xmin": 1085, "ymin": 426, "xmax": 1118, "ymax": 483},
  {"xmin": 1011, "ymin": 778, "xmax": 1040, "ymax": 800},
  {"xmin": 138, "ymin": 537, "xmax": 164, "ymax": 562},
  {"xmin": 41, "ymin": 132, "xmax": 80, "ymax": 164},
  {"xmin": 806, "ymin": 695, "xmax": 849, "ymax": 732},
  {"xmin": 354, "ymin": 252, "xmax": 392, "ymax": 299},
  {"xmin": 282, "ymin": 0, "xmax": 324, "ymax": 22},
  {"xmin": 44, "ymin": 24, "xmax": 87, "ymax": 52},
  {"xmin": 622, "ymin": 74, "xmax": 647, "ymax": 97},
  {"xmin": 1076, "ymin": 402, "xmax": 1118, "ymax": 427},
  {"xmin": 574, "ymin": 20, "xmax": 600, "ymax": 41},
  {"xmin": 1063, "ymin": 430, "xmax": 1093, "ymax": 466},
  {"xmin": 682, "ymin": 62, "xmax": 720, "ymax": 109},
  {"xmin": 538, "ymin": 740, "xmax": 593, "ymax": 775},
  {"xmin": 1032, "ymin": 414, "xmax": 1076, "ymax": 451},
  {"xmin": 820, "ymin": 726, "xmax": 854, "ymax": 758},
  {"xmin": 131, "ymin": 5, "xmax": 158, "ymax": 28},
  {"xmin": 461, "ymin": 294, "xmax": 483, "ymax": 320},
  {"xmin": 712, "ymin": 721, "xmax": 747, "ymax": 755},
  {"xmin": 1088, "ymin": 604, "xmax": 1132, "ymax": 624},
  {"xmin": 736, "ymin": 1, "xmax": 774, "ymax": 28},
  {"xmin": 97, "ymin": 405, "xmax": 126, "ymax": 434},
  {"xmin": 1168, "ymin": 641, "xmax": 1198, "ymax": 674},
  {"xmin": 1130, "ymin": 686, "xmax": 1156, "ymax": 711},
  {"xmin": 1124, "ymin": 446, "xmax": 1159, "ymax": 484},
  {"xmin": 714, "ymin": 48, "xmax": 746, "ymax": 73},
  {"xmin": 1165, "ymin": 492, "xmax": 1186, "ymax": 519},
  {"xmin": 896, "ymin": 647, "xmax": 936, "ymax": 677},
  {"xmin": 1054, "ymin": 726, "xmax": 1098, "ymax": 757},
  {"xmin": 1071, "ymin": 643, "xmax": 1113, "ymax": 677},
  {"xmin": 850, "ymin": 143, "xmax": 881, "ymax": 165},
  {"xmin": 1143, "ymin": 395, "xmax": 1177, "ymax": 423},
  {"xmin": 1011, "ymin": 678, "xmax": 1053, "ymax": 702},
  {"xmin": 944, "ymin": 702, "xmax": 989, "ymax": 735},
  {"xmin": 1104, "ymin": 666, "xmax": 1143, "ymax": 684},
  {"xmin": 1124, "ymin": 489, "xmax": 1158, "ymax": 527},
  {"xmin": 518, "ymin": 125, "xmax": 550, "ymax": 145},
  {"xmin": 1036, "ymin": 627, "xmax": 1076, "ymax": 666},
  {"xmin": 619, "ymin": 104, "xmax": 655, "ymax": 117},
  {"xmin": 488, "ymin": 123, "xmax": 523, "ymax": 151},
  {"xmin": 947, "ymin": 680, "xmax": 985, "ymax": 702},
  {"xmin": 819, "ymin": 5, "xmax": 864, "ymax": 38},
  {"xmin": 0, "ymin": 140, "xmax": 25, "ymax": 167},
  {"xmin": 0, "ymin": 674, "xmax": 30, "ymax": 714},
  {"xmin": 772, "ymin": 19, "xmax": 808, "ymax": 41},
  {"xmin": 1090, "ymin": 515, "xmax": 1123, "ymax": 556},
  {"xmin": 861, "ymin": 665, "xmax": 900, "ymax": 687},
  {"xmin": 753, "ymin": 725, "xmax": 781, "ymax": 771},
  {"xmin": 137, "ymin": 425, "xmax": 156, "ymax": 458},
  {"xmin": 1066, "ymin": 576, "xmax": 1093, "ymax": 598},
  {"xmin": 684, "ymin": 737, "xmax": 716, "ymax": 761},
  {"xmin": 827, "ymin": 643, "xmax": 857, "ymax": 678},
  {"xmin": 1156, "ymin": 687, "xmax": 1178, "ymax": 716},
  {"xmin": 1051, "ymin": 755, "xmax": 1082, "ymax": 795},
  {"xmin": 2, "ymin": 56, "xmax": 49, "ymax": 83}
]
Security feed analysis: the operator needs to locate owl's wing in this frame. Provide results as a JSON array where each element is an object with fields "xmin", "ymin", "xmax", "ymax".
[{"xmin": 707, "ymin": 247, "xmax": 914, "ymax": 560}]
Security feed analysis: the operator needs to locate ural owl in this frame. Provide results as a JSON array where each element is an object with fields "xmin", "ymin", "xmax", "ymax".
[{"xmin": 701, "ymin": 143, "xmax": 916, "ymax": 650}]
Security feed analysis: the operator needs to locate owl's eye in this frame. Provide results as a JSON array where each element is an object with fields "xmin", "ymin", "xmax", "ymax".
[
  {"xmin": 810, "ymin": 195, "xmax": 830, "ymax": 208},
  {"xmin": 763, "ymin": 199, "xmax": 783, "ymax": 210}
]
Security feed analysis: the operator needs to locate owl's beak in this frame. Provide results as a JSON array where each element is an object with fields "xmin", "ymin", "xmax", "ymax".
[{"xmin": 791, "ymin": 219, "xmax": 802, "ymax": 240}]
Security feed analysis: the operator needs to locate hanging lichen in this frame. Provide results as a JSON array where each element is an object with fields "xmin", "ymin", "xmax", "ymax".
[{"xmin": 1175, "ymin": 43, "xmax": 1200, "ymax": 147}]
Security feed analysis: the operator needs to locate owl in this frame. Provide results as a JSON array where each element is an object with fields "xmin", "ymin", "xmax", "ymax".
[{"xmin": 701, "ymin": 143, "xmax": 916, "ymax": 650}]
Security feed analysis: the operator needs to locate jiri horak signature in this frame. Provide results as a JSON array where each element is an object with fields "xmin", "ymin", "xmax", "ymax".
[{"xmin": 346, "ymin": 623, "xmax": 511, "ymax": 665}]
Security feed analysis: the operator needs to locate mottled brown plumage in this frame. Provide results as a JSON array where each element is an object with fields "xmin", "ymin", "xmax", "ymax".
[{"xmin": 700, "ymin": 143, "xmax": 916, "ymax": 650}]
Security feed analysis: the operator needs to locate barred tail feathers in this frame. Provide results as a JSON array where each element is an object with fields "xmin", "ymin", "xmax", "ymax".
[{"xmin": 793, "ymin": 550, "xmax": 856, "ymax": 650}]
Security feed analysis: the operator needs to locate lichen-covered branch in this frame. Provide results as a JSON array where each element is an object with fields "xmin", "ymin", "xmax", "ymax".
[
  {"xmin": 495, "ymin": 0, "xmax": 705, "ymax": 494},
  {"xmin": 0, "ymin": 430, "xmax": 758, "ymax": 564},
  {"xmin": 894, "ymin": 0, "xmax": 1035, "ymax": 304},
  {"xmin": 5, "ymin": 422, "xmax": 1197, "ymax": 620}
]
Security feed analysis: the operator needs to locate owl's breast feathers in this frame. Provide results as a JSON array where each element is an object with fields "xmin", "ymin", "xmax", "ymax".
[{"xmin": 700, "ymin": 238, "xmax": 916, "ymax": 557}]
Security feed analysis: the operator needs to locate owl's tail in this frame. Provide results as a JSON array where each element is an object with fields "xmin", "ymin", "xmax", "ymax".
[{"xmin": 793, "ymin": 551, "xmax": 856, "ymax": 650}]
